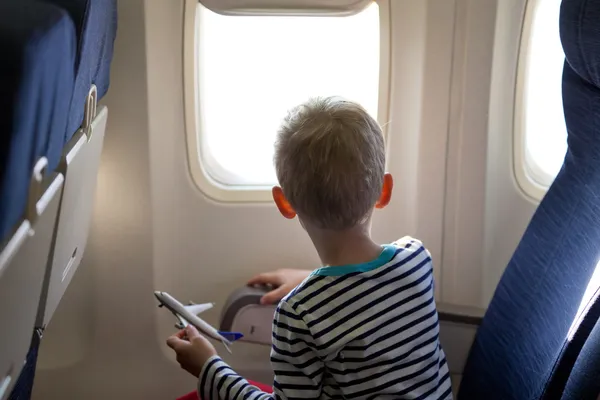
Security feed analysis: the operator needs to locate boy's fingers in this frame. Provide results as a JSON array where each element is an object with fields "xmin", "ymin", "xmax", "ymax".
[
  {"xmin": 247, "ymin": 272, "xmax": 277, "ymax": 286},
  {"xmin": 261, "ymin": 286, "xmax": 286, "ymax": 305},
  {"xmin": 166, "ymin": 335, "xmax": 185, "ymax": 350},
  {"xmin": 185, "ymin": 324, "xmax": 201, "ymax": 340}
]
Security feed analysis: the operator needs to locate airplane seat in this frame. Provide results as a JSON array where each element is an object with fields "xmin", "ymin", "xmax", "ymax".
[
  {"xmin": 3, "ymin": 1, "xmax": 117, "ymax": 399},
  {"xmin": 458, "ymin": 0, "xmax": 600, "ymax": 398},
  {"xmin": 0, "ymin": 2, "xmax": 75, "ymax": 398},
  {"xmin": 35, "ymin": 0, "xmax": 117, "ymax": 329}
]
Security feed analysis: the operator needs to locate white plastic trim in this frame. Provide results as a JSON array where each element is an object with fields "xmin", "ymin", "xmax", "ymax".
[
  {"xmin": 183, "ymin": 0, "xmax": 391, "ymax": 203},
  {"xmin": 513, "ymin": 0, "xmax": 555, "ymax": 201},
  {"xmin": 26, "ymin": 157, "xmax": 49, "ymax": 222},
  {"xmin": 0, "ymin": 375, "xmax": 12, "ymax": 400},
  {"xmin": 0, "ymin": 221, "xmax": 31, "ymax": 281},
  {"xmin": 441, "ymin": 0, "xmax": 498, "ymax": 307},
  {"xmin": 198, "ymin": 0, "xmax": 372, "ymax": 16}
]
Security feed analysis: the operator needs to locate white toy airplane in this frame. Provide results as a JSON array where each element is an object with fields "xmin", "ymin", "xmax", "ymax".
[{"xmin": 154, "ymin": 291, "xmax": 243, "ymax": 353}]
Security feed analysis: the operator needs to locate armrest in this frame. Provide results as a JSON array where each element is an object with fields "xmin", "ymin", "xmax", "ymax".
[
  {"xmin": 437, "ymin": 302, "xmax": 485, "ymax": 326},
  {"xmin": 220, "ymin": 286, "xmax": 275, "ymax": 345}
]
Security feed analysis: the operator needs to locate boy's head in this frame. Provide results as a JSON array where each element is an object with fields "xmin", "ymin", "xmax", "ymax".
[{"xmin": 272, "ymin": 96, "xmax": 393, "ymax": 231}]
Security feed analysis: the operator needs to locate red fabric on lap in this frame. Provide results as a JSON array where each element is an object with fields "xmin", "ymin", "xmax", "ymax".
[{"xmin": 176, "ymin": 380, "xmax": 272, "ymax": 400}]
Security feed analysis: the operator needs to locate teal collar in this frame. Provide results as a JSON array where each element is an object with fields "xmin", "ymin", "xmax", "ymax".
[{"xmin": 312, "ymin": 245, "xmax": 397, "ymax": 277}]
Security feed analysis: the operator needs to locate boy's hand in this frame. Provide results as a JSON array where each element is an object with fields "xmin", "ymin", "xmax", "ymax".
[
  {"xmin": 166, "ymin": 325, "xmax": 217, "ymax": 377},
  {"xmin": 248, "ymin": 269, "xmax": 311, "ymax": 304}
]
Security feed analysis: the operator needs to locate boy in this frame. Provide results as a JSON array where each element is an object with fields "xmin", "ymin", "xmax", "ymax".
[{"xmin": 167, "ymin": 97, "xmax": 452, "ymax": 399}]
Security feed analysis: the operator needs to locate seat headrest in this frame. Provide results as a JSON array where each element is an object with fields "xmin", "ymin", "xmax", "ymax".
[
  {"xmin": 0, "ymin": 0, "xmax": 76, "ymax": 240},
  {"xmin": 561, "ymin": 0, "xmax": 600, "ymax": 88},
  {"xmin": 38, "ymin": 0, "xmax": 117, "ymax": 137}
]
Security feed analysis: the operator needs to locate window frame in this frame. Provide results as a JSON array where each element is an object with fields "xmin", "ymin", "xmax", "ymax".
[
  {"xmin": 183, "ymin": 0, "xmax": 391, "ymax": 202},
  {"xmin": 513, "ymin": 0, "xmax": 565, "ymax": 201},
  {"xmin": 198, "ymin": 0, "xmax": 372, "ymax": 16}
]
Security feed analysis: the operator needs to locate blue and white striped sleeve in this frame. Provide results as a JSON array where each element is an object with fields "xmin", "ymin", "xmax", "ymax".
[
  {"xmin": 271, "ymin": 300, "xmax": 324, "ymax": 399},
  {"xmin": 198, "ymin": 357, "xmax": 273, "ymax": 400},
  {"xmin": 197, "ymin": 301, "xmax": 323, "ymax": 400}
]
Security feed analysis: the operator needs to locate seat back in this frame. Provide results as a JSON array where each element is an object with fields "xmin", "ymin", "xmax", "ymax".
[
  {"xmin": 0, "ymin": 2, "xmax": 75, "ymax": 398},
  {"xmin": 0, "ymin": 1, "xmax": 116, "ymax": 398},
  {"xmin": 458, "ymin": 0, "xmax": 600, "ymax": 398},
  {"xmin": 35, "ymin": 0, "xmax": 116, "ymax": 328}
]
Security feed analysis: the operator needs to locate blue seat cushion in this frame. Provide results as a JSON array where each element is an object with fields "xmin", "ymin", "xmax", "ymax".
[
  {"xmin": 39, "ymin": 0, "xmax": 117, "ymax": 139},
  {"xmin": 0, "ymin": 1, "xmax": 76, "ymax": 241}
]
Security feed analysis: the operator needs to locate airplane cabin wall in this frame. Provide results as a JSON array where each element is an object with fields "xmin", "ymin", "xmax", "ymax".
[
  {"xmin": 442, "ymin": 0, "xmax": 538, "ymax": 307},
  {"xmin": 482, "ymin": 0, "xmax": 538, "ymax": 306},
  {"xmin": 32, "ymin": 0, "xmax": 539, "ymax": 398}
]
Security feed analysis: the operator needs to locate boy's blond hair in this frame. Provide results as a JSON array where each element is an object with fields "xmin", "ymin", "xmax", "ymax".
[{"xmin": 274, "ymin": 96, "xmax": 385, "ymax": 230}]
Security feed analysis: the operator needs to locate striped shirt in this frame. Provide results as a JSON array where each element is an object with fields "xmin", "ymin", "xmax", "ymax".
[{"xmin": 199, "ymin": 236, "xmax": 452, "ymax": 400}]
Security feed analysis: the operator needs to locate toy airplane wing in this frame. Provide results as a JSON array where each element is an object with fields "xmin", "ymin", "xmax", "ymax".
[
  {"xmin": 182, "ymin": 303, "xmax": 243, "ymax": 342},
  {"xmin": 185, "ymin": 302, "xmax": 214, "ymax": 316},
  {"xmin": 154, "ymin": 291, "xmax": 243, "ymax": 352}
]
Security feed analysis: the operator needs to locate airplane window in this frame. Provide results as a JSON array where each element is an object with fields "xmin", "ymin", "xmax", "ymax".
[
  {"xmin": 519, "ymin": 0, "xmax": 567, "ymax": 190},
  {"xmin": 196, "ymin": 2, "xmax": 380, "ymax": 187}
]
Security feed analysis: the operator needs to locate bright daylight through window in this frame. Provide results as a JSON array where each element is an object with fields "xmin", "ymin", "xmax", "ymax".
[
  {"xmin": 521, "ymin": 0, "xmax": 567, "ymax": 187},
  {"xmin": 196, "ymin": 3, "xmax": 380, "ymax": 187}
]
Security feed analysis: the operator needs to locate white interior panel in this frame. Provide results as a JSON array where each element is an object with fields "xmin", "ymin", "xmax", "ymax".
[
  {"xmin": 482, "ymin": 0, "xmax": 538, "ymax": 306},
  {"xmin": 0, "ymin": 172, "xmax": 63, "ymax": 400},
  {"xmin": 442, "ymin": 0, "xmax": 542, "ymax": 308},
  {"xmin": 441, "ymin": 0, "xmax": 497, "ymax": 307},
  {"xmin": 38, "ymin": 108, "xmax": 108, "ymax": 328}
]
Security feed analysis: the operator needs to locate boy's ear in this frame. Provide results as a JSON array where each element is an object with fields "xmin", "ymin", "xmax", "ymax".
[
  {"xmin": 375, "ymin": 173, "xmax": 393, "ymax": 209},
  {"xmin": 272, "ymin": 186, "xmax": 296, "ymax": 219}
]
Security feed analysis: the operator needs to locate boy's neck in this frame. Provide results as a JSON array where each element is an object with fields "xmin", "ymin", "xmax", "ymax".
[{"xmin": 305, "ymin": 223, "xmax": 383, "ymax": 267}]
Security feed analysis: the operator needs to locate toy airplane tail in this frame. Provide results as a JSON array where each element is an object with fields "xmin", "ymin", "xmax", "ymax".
[
  {"xmin": 218, "ymin": 331, "xmax": 244, "ymax": 342},
  {"xmin": 218, "ymin": 331, "xmax": 243, "ymax": 353}
]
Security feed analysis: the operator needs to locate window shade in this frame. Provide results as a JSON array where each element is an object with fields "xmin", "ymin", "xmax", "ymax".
[{"xmin": 198, "ymin": 0, "xmax": 372, "ymax": 16}]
